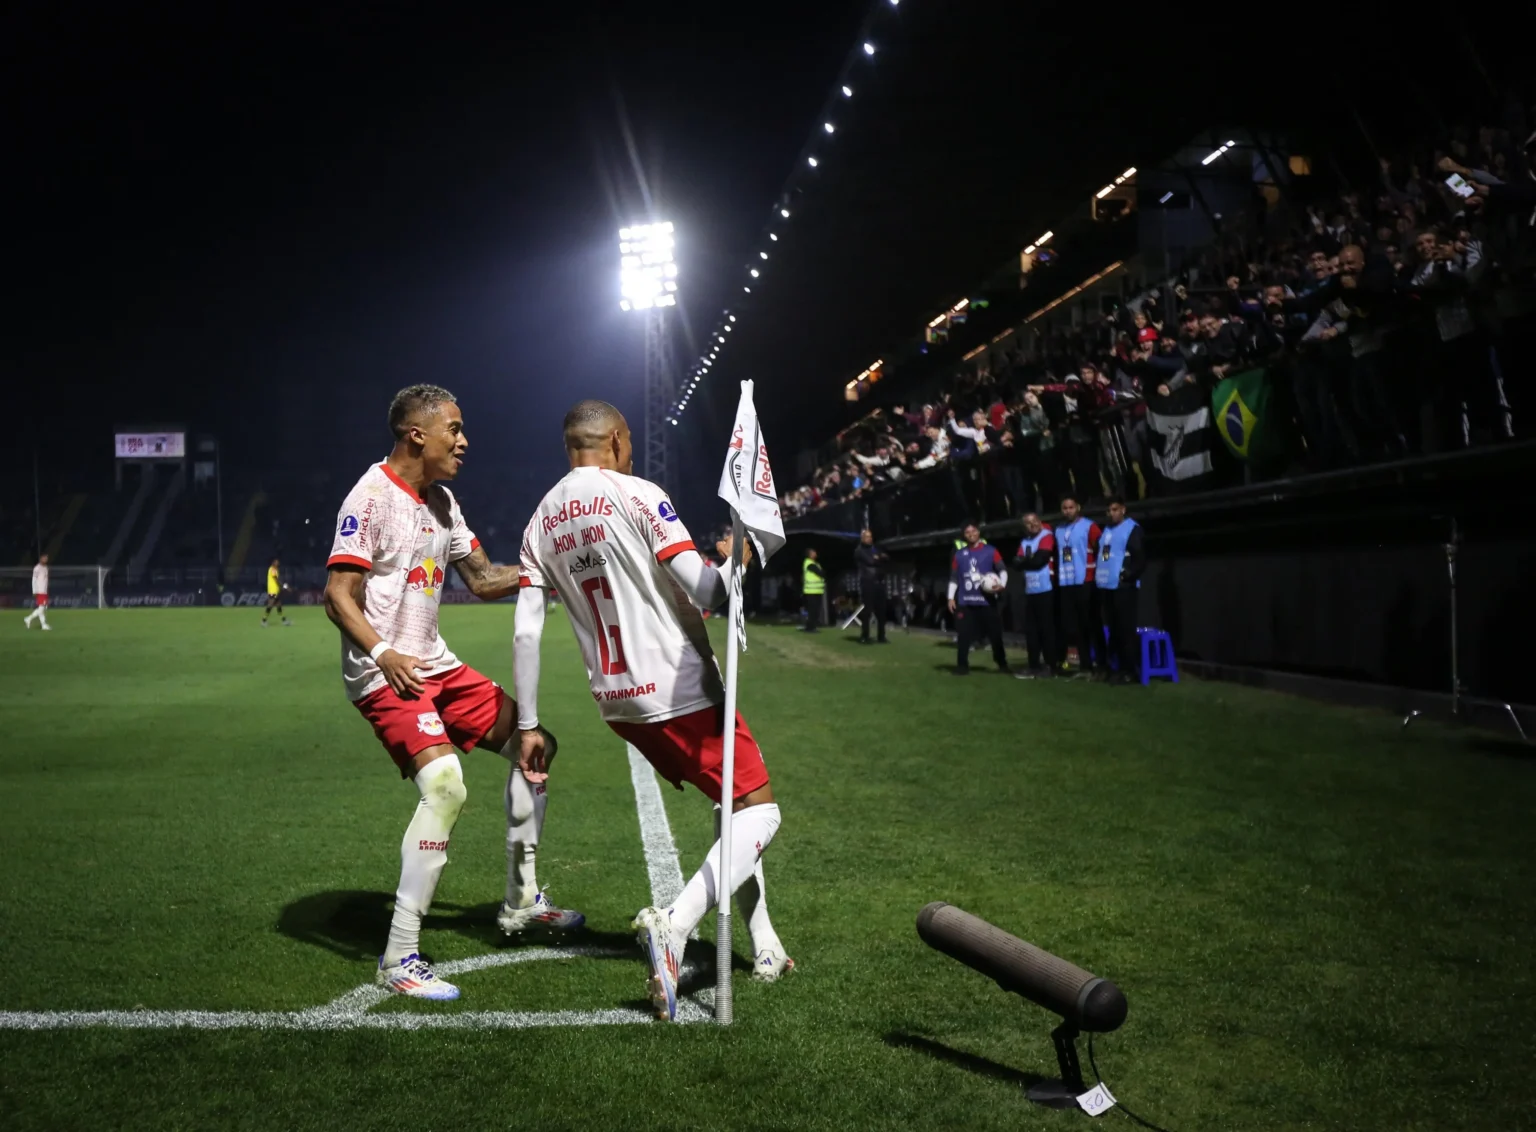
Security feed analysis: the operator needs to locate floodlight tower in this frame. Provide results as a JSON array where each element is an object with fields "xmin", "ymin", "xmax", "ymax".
[{"xmin": 619, "ymin": 222, "xmax": 679, "ymax": 487}]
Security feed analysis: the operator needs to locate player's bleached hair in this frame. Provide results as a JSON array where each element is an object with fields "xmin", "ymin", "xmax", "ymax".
[
  {"xmin": 563, "ymin": 399, "xmax": 626, "ymax": 450},
  {"xmin": 388, "ymin": 384, "xmax": 458, "ymax": 440}
]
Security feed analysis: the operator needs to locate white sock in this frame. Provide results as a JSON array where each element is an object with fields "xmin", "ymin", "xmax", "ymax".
[
  {"xmin": 710, "ymin": 805, "xmax": 780, "ymax": 954},
  {"xmin": 24, "ymin": 608, "xmax": 38, "ymax": 624},
  {"xmin": 736, "ymin": 860, "xmax": 783, "ymax": 956},
  {"xmin": 383, "ymin": 755, "xmax": 466, "ymax": 964},
  {"xmin": 39, "ymin": 610, "xmax": 49, "ymax": 629},
  {"xmin": 504, "ymin": 766, "xmax": 546, "ymax": 909},
  {"xmin": 668, "ymin": 802, "xmax": 781, "ymax": 941}
]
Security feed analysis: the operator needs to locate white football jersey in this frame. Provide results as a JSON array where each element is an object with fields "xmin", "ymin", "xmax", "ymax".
[
  {"xmin": 520, "ymin": 466, "xmax": 722, "ymax": 724},
  {"xmin": 32, "ymin": 564, "xmax": 48, "ymax": 596},
  {"xmin": 328, "ymin": 462, "xmax": 478, "ymax": 701}
]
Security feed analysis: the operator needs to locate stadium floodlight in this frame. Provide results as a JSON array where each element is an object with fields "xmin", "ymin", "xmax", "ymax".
[
  {"xmin": 759, "ymin": 251, "xmax": 768, "ymax": 260},
  {"xmin": 807, "ymin": 156, "xmax": 819, "ymax": 167},
  {"xmin": 729, "ymin": 315, "xmax": 737, "ymax": 322},
  {"xmin": 769, "ymin": 233, "xmax": 778, "ymax": 241},
  {"xmin": 619, "ymin": 220, "xmax": 679, "ymax": 482},
  {"xmin": 824, "ymin": 122, "xmax": 835, "ymax": 134},
  {"xmin": 842, "ymin": 85, "xmax": 853, "ymax": 97},
  {"xmin": 744, "ymin": 285, "xmax": 751, "ymax": 293},
  {"xmin": 618, "ymin": 221, "xmax": 677, "ymax": 312},
  {"xmin": 863, "ymin": 41, "xmax": 875, "ymax": 55},
  {"xmin": 724, "ymin": 324, "xmax": 732, "ymax": 332},
  {"xmin": 750, "ymin": 268, "xmax": 760, "ymax": 278},
  {"xmin": 780, "ymin": 208, "xmax": 791, "ymax": 218}
]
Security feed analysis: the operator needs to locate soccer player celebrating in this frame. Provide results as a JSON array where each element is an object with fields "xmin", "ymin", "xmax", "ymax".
[
  {"xmin": 323, "ymin": 384, "xmax": 583, "ymax": 1002},
  {"xmin": 261, "ymin": 557, "xmax": 293, "ymax": 627},
  {"xmin": 22, "ymin": 554, "xmax": 50, "ymax": 631},
  {"xmin": 514, "ymin": 400, "xmax": 791, "ymax": 1022}
]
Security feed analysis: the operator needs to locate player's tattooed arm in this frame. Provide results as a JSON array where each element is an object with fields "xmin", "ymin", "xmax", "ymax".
[{"xmin": 454, "ymin": 546, "xmax": 521, "ymax": 601}]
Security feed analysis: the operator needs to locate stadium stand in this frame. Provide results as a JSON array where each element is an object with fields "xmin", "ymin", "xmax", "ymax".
[{"xmin": 782, "ymin": 119, "xmax": 1534, "ymax": 529}]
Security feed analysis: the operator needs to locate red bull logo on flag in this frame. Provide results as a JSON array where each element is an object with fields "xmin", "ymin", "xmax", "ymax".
[{"xmin": 406, "ymin": 556, "xmax": 443, "ymax": 595}]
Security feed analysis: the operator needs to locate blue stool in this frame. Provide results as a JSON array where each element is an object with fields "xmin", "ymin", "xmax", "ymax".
[{"xmin": 1137, "ymin": 628, "xmax": 1179, "ymax": 685}]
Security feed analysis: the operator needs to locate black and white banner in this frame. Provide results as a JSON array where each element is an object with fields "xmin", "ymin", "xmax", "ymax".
[{"xmin": 1145, "ymin": 383, "xmax": 1219, "ymax": 494}]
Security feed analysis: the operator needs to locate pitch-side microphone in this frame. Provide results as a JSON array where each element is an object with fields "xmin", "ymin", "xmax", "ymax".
[{"xmin": 916, "ymin": 902, "xmax": 1127, "ymax": 1033}]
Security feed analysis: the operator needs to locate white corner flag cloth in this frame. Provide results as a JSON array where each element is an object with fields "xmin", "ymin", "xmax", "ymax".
[
  {"xmin": 717, "ymin": 380, "xmax": 785, "ymax": 563},
  {"xmin": 718, "ymin": 381, "xmax": 785, "ymax": 651}
]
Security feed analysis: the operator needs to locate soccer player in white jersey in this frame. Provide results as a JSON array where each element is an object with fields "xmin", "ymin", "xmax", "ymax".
[
  {"xmin": 514, "ymin": 400, "xmax": 791, "ymax": 1021},
  {"xmin": 323, "ymin": 384, "xmax": 582, "ymax": 1002},
  {"xmin": 22, "ymin": 554, "xmax": 50, "ymax": 630}
]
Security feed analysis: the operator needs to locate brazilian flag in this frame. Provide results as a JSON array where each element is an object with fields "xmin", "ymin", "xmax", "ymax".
[{"xmin": 1212, "ymin": 367, "xmax": 1284, "ymax": 469}]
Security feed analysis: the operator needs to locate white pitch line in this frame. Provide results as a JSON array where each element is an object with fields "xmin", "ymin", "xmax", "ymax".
[
  {"xmin": 0, "ymin": 747, "xmax": 713, "ymax": 1031},
  {"xmin": 627, "ymin": 744, "xmax": 686, "ymax": 909},
  {"xmin": 0, "ymin": 1007, "xmax": 659, "ymax": 1032},
  {"xmin": 294, "ymin": 945, "xmax": 634, "ymax": 1023},
  {"xmin": 628, "ymin": 743, "xmax": 714, "ymax": 1019}
]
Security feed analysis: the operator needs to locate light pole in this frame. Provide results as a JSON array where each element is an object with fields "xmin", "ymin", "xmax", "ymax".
[{"xmin": 618, "ymin": 221, "xmax": 678, "ymax": 488}]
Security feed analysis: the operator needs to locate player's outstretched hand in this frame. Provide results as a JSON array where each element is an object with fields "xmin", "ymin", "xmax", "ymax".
[
  {"xmin": 379, "ymin": 649, "xmax": 428, "ymax": 697},
  {"xmin": 517, "ymin": 728, "xmax": 549, "ymax": 782},
  {"xmin": 716, "ymin": 534, "xmax": 754, "ymax": 569}
]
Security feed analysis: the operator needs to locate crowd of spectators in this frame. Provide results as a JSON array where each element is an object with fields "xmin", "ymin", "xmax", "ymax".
[{"xmin": 782, "ymin": 116, "xmax": 1534, "ymax": 522}]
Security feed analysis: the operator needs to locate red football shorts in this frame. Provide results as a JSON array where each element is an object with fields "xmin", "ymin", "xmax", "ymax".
[
  {"xmin": 34, "ymin": 595, "xmax": 47, "ymax": 607},
  {"xmin": 355, "ymin": 663, "xmax": 507, "ymax": 776},
  {"xmin": 609, "ymin": 705, "xmax": 769, "ymax": 804}
]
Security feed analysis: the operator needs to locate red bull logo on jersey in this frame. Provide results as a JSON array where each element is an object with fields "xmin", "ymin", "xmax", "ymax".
[
  {"xmin": 542, "ymin": 496, "xmax": 615, "ymax": 535},
  {"xmin": 406, "ymin": 557, "xmax": 444, "ymax": 596}
]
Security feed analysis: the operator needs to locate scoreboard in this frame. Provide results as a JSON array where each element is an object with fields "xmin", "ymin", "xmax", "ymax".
[{"xmin": 115, "ymin": 431, "xmax": 186, "ymax": 459}]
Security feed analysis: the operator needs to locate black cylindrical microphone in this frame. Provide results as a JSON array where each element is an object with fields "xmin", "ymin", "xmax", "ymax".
[{"xmin": 916, "ymin": 902, "xmax": 1127, "ymax": 1033}]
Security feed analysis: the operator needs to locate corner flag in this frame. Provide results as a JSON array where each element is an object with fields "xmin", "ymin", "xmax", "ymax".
[
  {"xmin": 718, "ymin": 379, "xmax": 785, "ymax": 564},
  {"xmin": 710, "ymin": 380, "xmax": 783, "ymax": 1025}
]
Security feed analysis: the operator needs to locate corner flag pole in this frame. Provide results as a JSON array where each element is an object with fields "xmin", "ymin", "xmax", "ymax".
[{"xmin": 715, "ymin": 509, "xmax": 746, "ymax": 1025}]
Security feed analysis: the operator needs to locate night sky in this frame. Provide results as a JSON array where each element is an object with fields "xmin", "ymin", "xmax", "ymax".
[{"xmin": 9, "ymin": 2, "xmax": 1522, "ymax": 538}]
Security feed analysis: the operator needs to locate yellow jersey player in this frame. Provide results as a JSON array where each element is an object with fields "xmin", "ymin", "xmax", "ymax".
[{"xmin": 262, "ymin": 557, "xmax": 292, "ymax": 626}]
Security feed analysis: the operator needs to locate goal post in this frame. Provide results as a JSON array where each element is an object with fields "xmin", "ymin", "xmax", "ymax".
[{"xmin": 0, "ymin": 565, "xmax": 108, "ymax": 610}]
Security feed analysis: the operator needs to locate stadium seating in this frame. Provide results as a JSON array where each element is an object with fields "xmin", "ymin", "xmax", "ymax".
[{"xmin": 783, "ymin": 118, "xmax": 1533, "ymax": 528}]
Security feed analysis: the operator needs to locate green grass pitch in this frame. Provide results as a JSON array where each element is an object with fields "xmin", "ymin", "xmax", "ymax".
[{"xmin": 1, "ymin": 606, "xmax": 1533, "ymax": 1130}]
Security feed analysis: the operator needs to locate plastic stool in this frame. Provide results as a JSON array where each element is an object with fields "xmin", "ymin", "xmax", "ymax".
[{"xmin": 1137, "ymin": 628, "xmax": 1179, "ymax": 685}]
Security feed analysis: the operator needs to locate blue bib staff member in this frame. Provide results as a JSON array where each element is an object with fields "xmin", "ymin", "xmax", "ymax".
[
  {"xmin": 1096, "ymin": 496, "xmax": 1146, "ymax": 685},
  {"xmin": 948, "ymin": 523, "xmax": 1011, "ymax": 676},
  {"xmin": 802, "ymin": 547, "xmax": 826, "ymax": 633},
  {"xmin": 854, "ymin": 528, "xmax": 890, "ymax": 644},
  {"xmin": 1011, "ymin": 513, "xmax": 1058, "ymax": 678},
  {"xmin": 1054, "ymin": 494, "xmax": 1102, "ymax": 676}
]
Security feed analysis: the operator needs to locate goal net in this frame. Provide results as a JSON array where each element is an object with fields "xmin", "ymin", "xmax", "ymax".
[{"xmin": 0, "ymin": 565, "xmax": 109, "ymax": 610}]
